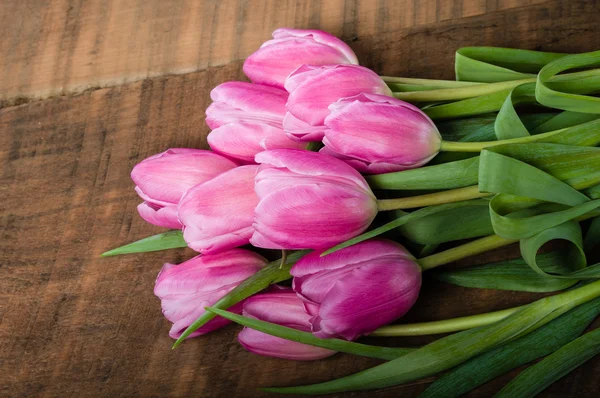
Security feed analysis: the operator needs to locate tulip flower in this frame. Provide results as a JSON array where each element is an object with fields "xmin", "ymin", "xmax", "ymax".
[
  {"xmin": 284, "ymin": 64, "xmax": 393, "ymax": 141},
  {"xmin": 178, "ymin": 165, "xmax": 259, "ymax": 254},
  {"xmin": 154, "ymin": 248, "xmax": 268, "ymax": 339},
  {"xmin": 291, "ymin": 239, "xmax": 422, "ymax": 340},
  {"xmin": 321, "ymin": 93, "xmax": 442, "ymax": 174},
  {"xmin": 131, "ymin": 149, "xmax": 237, "ymax": 228},
  {"xmin": 237, "ymin": 289, "xmax": 336, "ymax": 360},
  {"xmin": 243, "ymin": 28, "xmax": 359, "ymax": 89},
  {"xmin": 251, "ymin": 149, "xmax": 378, "ymax": 250}
]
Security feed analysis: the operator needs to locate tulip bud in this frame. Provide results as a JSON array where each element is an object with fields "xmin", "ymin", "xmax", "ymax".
[
  {"xmin": 284, "ymin": 64, "xmax": 393, "ymax": 141},
  {"xmin": 178, "ymin": 165, "xmax": 259, "ymax": 254},
  {"xmin": 131, "ymin": 149, "xmax": 237, "ymax": 228},
  {"xmin": 251, "ymin": 149, "xmax": 378, "ymax": 250},
  {"xmin": 322, "ymin": 93, "xmax": 442, "ymax": 174},
  {"xmin": 237, "ymin": 288, "xmax": 336, "ymax": 360},
  {"xmin": 154, "ymin": 249, "xmax": 268, "ymax": 339},
  {"xmin": 291, "ymin": 239, "xmax": 421, "ymax": 341},
  {"xmin": 243, "ymin": 28, "xmax": 359, "ymax": 89},
  {"xmin": 206, "ymin": 82, "xmax": 304, "ymax": 163}
]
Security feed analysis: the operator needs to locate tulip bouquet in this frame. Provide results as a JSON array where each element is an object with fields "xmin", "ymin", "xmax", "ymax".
[{"xmin": 104, "ymin": 28, "xmax": 600, "ymax": 396}]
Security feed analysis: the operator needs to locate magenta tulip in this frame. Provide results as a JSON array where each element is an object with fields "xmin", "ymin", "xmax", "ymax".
[
  {"xmin": 237, "ymin": 288, "xmax": 336, "ymax": 360},
  {"xmin": 178, "ymin": 165, "xmax": 259, "ymax": 254},
  {"xmin": 321, "ymin": 93, "xmax": 442, "ymax": 174},
  {"xmin": 251, "ymin": 149, "xmax": 378, "ymax": 250},
  {"xmin": 243, "ymin": 28, "xmax": 359, "ymax": 89},
  {"xmin": 131, "ymin": 149, "xmax": 237, "ymax": 228},
  {"xmin": 291, "ymin": 239, "xmax": 422, "ymax": 340},
  {"xmin": 154, "ymin": 249, "xmax": 268, "ymax": 339},
  {"xmin": 284, "ymin": 64, "xmax": 393, "ymax": 141},
  {"xmin": 206, "ymin": 82, "xmax": 305, "ymax": 163}
]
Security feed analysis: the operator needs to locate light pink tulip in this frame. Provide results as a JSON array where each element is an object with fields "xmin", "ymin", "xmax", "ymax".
[
  {"xmin": 322, "ymin": 93, "xmax": 442, "ymax": 174},
  {"xmin": 291, "ymin": 239, "xmax": 422, "ymax": 340},
  {"xmin": 154, "ymin": 249, "xmax": 268, "ymax": 339},
  {"xmin": 251, "ymin": 149, "xmax": 378, "ymax": 250},
  {"xmin": 178, "ymin": 165, "xmax": 259, "ymax": 254},
  {"xmin": 243, "ymin": 28, "xmax": 359, "ymax": 89},
  {"xmin": 131, "ymin": 149, "xmax": 237, "ymax": 228},
  {"xmin": 237, "ymin": 288, "xmax": 336, "ymax": 360},
  {"xmin": 284, "ymin": 64, "xmax": 393, "ymax": 141},
  {"xmin": 206, "ymin": 82, "xmax": 305, "ymax": 163}
]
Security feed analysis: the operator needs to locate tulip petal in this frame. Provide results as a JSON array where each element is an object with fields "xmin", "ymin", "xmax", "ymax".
[
  {"xmin": 238, "ymin": 327, "xmax": 336, "ymax": 360},
  {"xmin": 283, "ymin": 111, "xmax": 327, "ymax": 142},
  {"xmin": 131, "ymin": 149, "xmax": 237, "ymax": 205},
  {"xmin": 255, "ymin": 149, "xmax": 372, "ymax": 193},
  {"xmin": 312, "ymin": 259, "xmax": 422, "ymax": 340},
  {"xmin": 208, "ymin": 122, "xmax": 304, "ymax": 164},
  {"xmin": 251, "ymin": 182, "xmax": 377, "ymax": 249},
  {"xmin": 178, "ymin": 165, "xmax": 259, "ymax": 254},
  {"xmin": 285, "ymin": 65, "xmax": 393, "ymax": 126},
  {"xmin": 272, "ymin": 28, "xmax": 358, "ymax": 65},
  {"xmin": 137, "ymin": 202, "xmax": 182, "ymax": 229},
  {"xmin": 206, "ymin": 82, "xmax": 287, "ymax": 129}
]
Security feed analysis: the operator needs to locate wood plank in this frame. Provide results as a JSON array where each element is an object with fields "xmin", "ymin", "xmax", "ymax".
[
  {"xmin": 1, "ymin": 1, "xmax": 600, "ymax": 397},
  {"xmin": 0, "ymin": 0, "xmax": 547, "ymax": 104}
]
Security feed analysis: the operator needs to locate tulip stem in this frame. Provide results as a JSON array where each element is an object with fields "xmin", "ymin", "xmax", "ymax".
[
  {"xmin": 419, "ymin": 235, "xmax": 517, "ymax": 271},
  {"xmin": 439, "ymin": 125, "xmax": 577, "ymax": 152},
  {"xmin": 376, "ymin": 186, "xmax": 489, "ymax": 211},
  {"xmin": 391, "ymin": 78, "xmax": 535, "ymax": 102},
  {"xmin": 380, "ymin": 76, "xmax": 484, "ymax": 88},
  {"xmin": 370, "ymin": 305, "xmax": 524, "ymax": 337}
]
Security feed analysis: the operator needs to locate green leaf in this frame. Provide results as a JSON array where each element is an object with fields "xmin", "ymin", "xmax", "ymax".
[
  {"xmin": 101, "ymin": 230, "xmax": 187, "ymax": 256},
  {"xmin": 172, "ymin": 250, "xmax": 310, "ymax": 348},
  {"xmin": 494, "ymin": 83, "xmax": 537, "ymax": 139},
  {"xmin": 584, "ymin": 216, "xmax": 600, "ymax": 252},
  {"xmin": 396, "ymin": 200, "xmax": 493, "ymax": 245},
  {"xmin": 366, "ymin": 157, "xmax": 480, "ymax": 191},
  {"xmin": 434, "ymin": 251, "xmax": 577, "ymax": 293},
  {"xmin": 262, "ymin": 280, "xmax": 600, "ymax": 395},
  {"xmin": 495, "ymin": 327, "xmax": 600, "ymax": 398},
  {"xmin": 420, "ymin": 296, "xmax": 600, "ymax": 398},
  {"xmin": 536, "ymin": 50, "xmax": 600, "ymax": 114},
  {"xmin": 206, "ymin": 307, "xmax": 415, "ymax": 361},
  {"xmin": 425, "ymin": 89, "xmax": 512, "ymax": 120},
  {"xmin": 455, "ymin": 47, "xmax": 565, "ymax": 82}
]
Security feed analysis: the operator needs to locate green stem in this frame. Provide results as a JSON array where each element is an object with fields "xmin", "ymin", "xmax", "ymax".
[
  {"xmin": 439, "ymin": 126, "xmax": 571, "ymax": 152},
  {"xmin": 376, "ymin": 186, "xmax": 488, "ymax": 211},
  {"xmin": 371, "ymin": 305, "xmax": 523, "ymax": 337},
  {"xmin": 392, "ymin": 78, "xmax": 536, "ymax": 102},
  {"xmin": 419, "ymin": 235, "xmax": 517, "ymax": 271},
  {"xmin": 380, "ymin": 76, "xmax": 484, "ymax": 87}
]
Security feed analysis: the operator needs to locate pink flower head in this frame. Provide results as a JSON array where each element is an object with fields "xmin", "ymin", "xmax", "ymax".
[
  {"xmin": 322, "ymin": 93, "xmax": 442, "ymax": 174},
  {"xmin": 178, "ymin": 165, "xmax": 259, "ymax": 254},
  {"xmin": 206, "ymin": 82, "xmax": 305, "ymax": 163},
  {"xmin": 154, "ymin": 249, "xmax": 268, "ymax": 339},
  {"xmin": 291, "ymin": 239, "xmax": 422, "ymax": 340},
  {"xmin": 237, "ymin": 288, "xmax": 336, "ymax": 360},
  {"xmin": 284, "ymin": 64, "xmax": 393, "ymax": 141},
  {"xmin": 251, "ymin": 149, "xmax": 377, "ymax": 250},
  {"xmin": 131, "ymin": 149, "xmax": 237, "ymax": 228},
  {"xmin": 243, "ymin": 28, "xmax": 359, "ymax": 89}
]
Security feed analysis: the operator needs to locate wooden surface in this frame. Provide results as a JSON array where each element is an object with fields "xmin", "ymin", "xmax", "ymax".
[{"xmin": 1, "ymin": 0, "xmax": 599, "ymax": 397}]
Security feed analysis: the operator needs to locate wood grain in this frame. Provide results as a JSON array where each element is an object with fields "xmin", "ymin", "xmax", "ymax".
[
  {"xmin": 1, "ymin": 0, "xmax": 600, "ymax": 397},
  {"xmin": 0, "ymin": 0, "xmax": 549, "ymax": 105}
]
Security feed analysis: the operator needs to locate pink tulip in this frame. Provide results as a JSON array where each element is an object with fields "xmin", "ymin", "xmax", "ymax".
[
  {"xmin": 291, "ymin": 239, "xmax": 422, "ymax": 340},
  {"xmin": 206, "ymin": 82, "xmax": 305, "ymax": 163},
  {"xmin": 154, "ymin": 249, "xmax": 268, "ymax": 339},
  {"xmin": 284, "ymin": 64, "xmax": 393, "ymax": 141},
  {"xmin": 237, "ymin": 288, "xmax": 336, "ymax": 360},
  {"xmin": 251, "ymin": 149, "xmax": 378, "ymax": 250},
  {"xmin": 178, "ymin": 165, "xmax": 259, "ymax": 254},
  {"xmin": 243, "ymin": 28, "xmax": 359, "ymax": 89},
  {"xmin": 321, "ymin": 93, "xmax": 442, "ymax": 174},
  {"xmin": 131, "ymin": 149, "xmax": 237, "ymax": 228},
  {"xmin": 205, "ymin": 82, "xmax": 288, "ymax": 129}
]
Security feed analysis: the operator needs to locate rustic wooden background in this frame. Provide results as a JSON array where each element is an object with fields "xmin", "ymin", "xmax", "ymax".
[{"xmin": 1, "ymin": 0, "xmax": 599, "ymax": 397}]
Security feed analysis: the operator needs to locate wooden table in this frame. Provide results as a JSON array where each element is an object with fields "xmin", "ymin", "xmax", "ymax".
[{"xmin": 1, "ymin": 1, "xmax": 599, "ymax": 396}]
